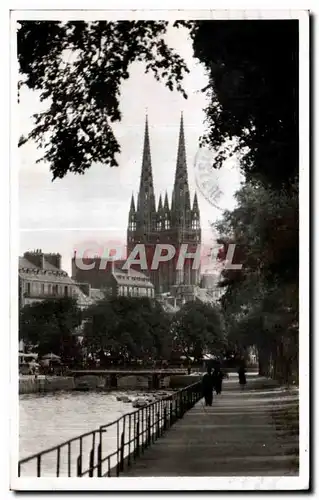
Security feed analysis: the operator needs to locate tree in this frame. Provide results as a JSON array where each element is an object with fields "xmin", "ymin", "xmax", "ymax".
[
  {"xmin": 18, "ymin": 21, "xmax": 188, "ymax": 180},
  {"xmin": 214, "ymin": 182, "xmax": 298, "ymax": 381},
  {"xmin": 171, "ymin": 300, "xmax": 226, "ymax": 361},
  {"xmin": 19, "ymin": 297, "xmax": 82, "ymax": 362},
  {"xmin": 188, "ymin": 20, "xmax": 299, "ymax": 188},
  {"xmin": 216, "ymin": 181, "xmax": 298, "ymax": 290},
  {"xmin": 82, "ymin": 296, "xmax": 171, "ymax": 363}
]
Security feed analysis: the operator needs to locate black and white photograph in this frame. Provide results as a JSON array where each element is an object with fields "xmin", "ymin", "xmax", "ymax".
[{"xmin": 11, "ymin": 9, "xmax": 309, "ymax": 491}]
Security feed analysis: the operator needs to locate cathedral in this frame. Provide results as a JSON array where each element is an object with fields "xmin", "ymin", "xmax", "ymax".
[{"xmin": 127, "ymin": 114, "xmax": 202, "ymax": 295}]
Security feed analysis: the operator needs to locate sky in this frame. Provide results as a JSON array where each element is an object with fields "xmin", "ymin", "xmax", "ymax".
[{"xmin": 18, "ymin": 23, "xmax": 243, "ymax": 275}]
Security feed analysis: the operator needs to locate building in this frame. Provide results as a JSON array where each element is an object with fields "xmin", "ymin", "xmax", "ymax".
[
  {"xmin": 19, "ymin": 250, "xmax": 104, "ymax": 310},
  {"xmin": 19, "ymin": 250, "xmax": 75, "ymax": 308},
  {"xmin": 72, "ymin": 258, "xmax": 155, "ymax": 299},
  {"xmin": 127, "ymin": 114, "xmax": 201, "ymax": 295}
]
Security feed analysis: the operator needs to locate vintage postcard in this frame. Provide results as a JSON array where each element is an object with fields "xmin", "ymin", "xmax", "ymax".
[{"xmin": 11, "ymin": 8, "xmax": 309, "ymax": 491}]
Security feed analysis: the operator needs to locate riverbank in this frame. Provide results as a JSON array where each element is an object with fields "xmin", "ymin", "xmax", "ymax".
[
  {"xmin": 19, "ymin": 373, "xmax": 201, "ymax": 394},
  {"xmin": 19, "ymin": 375, "xmax": 76, "ymax": 394}
]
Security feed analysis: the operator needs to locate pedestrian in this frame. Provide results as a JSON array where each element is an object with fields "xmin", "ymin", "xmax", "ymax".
[
  {"xmin": 213, "ymin": 367, "xmax": 224, "ymax": 395},
  {"xmin": 202, "ymin": 365, "xmax": 214, "ymax": 406},
  {"xmin": 238, "ymin": 364, "xmax": 247, "ymax": 389}
]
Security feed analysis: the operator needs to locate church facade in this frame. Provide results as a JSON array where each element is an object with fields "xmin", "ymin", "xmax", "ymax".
[{"xmin": 127, "ymin": 115, "xmax": 201, "ymax": 295}]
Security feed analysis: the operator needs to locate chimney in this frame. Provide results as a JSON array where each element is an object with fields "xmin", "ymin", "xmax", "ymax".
[
  {"xmin": 44, "ymin": 253, "xmax": 62, "ymax": 270},
  {"xmin": 24, "ymin": 250, "xmax": 45, "ymax": 269}
]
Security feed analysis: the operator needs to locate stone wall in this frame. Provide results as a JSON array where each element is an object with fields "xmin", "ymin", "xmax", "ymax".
[
  {"xmin": 159, "ymin": 376, "xmax": 171, "ymax": 388},
  {"xmin": 19, "ymin": 373, "xmax": 200, "ymax": 394},
  {"xmin": 117, "ymin": 375, "xmax": 149, "ymax": 390},
  {"xmin": 74, "ymin": 375, "xmax": 106, "ymax": 389},
  {"xmin": 19, "ymin": 376, "xmax": 75, "ymax": 394}
]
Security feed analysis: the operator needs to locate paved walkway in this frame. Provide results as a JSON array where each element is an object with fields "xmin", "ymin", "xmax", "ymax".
[{"xmin": 122, "ymin": 375, "xmax": 299, "ymax": 477}]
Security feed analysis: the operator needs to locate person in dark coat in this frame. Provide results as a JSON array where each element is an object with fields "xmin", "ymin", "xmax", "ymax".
[
  {"xmin": 238, "ymin": 364, "xmax": 247, "ymax": 388},
  {"xmin": 202, "ymin": 365, "xmax": 214, "ymax": 406},
  {"xmin": 212, "ymin": 367, "xmax": 224, "ymax": 395}
]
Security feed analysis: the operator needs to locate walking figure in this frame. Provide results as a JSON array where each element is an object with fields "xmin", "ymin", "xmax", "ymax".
[
  {"xmin": 238, "ymin": 363, "xmax": 247, "ymax": 389},
  {"xmin": 202, "ymin": 365, "xmax": 214, "ymax": 406},
  {"xmin": 213, "ymin": 367, "xmax": 224, "ymax": 395}
]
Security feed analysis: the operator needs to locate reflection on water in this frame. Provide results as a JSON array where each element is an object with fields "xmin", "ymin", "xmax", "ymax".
[{"xmin": 19, "ymin": 390, "xmax": 143, "ymax": 476}]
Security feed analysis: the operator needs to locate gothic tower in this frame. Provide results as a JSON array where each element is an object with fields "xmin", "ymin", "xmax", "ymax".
[{"xmin": 127, "ymin": 114, "xmax": 201, "ymax": 295}]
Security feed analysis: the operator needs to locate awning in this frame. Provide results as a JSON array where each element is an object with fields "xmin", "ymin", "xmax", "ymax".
[{"xmin": 18, "ymin": 352, "xmax": 38, "ymax": 359}]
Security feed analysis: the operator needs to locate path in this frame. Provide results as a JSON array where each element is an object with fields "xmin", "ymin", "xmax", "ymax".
[{"xmin": 121, "ymin": 375, "xmax": 299, "ymax": 477}]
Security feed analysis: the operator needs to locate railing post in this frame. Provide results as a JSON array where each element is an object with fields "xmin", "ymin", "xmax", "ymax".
[
  {"xmin": 97, "ymin": 443, "xmax": 102, "ymax": 477},
  {"xmin": 152, "ymin": 404, "xmax": 155, "ymax": 443},
  {"xmin": 128, "ymin": 415, "xmax": 131, "ymax": 467},
  {"xmin": 56, "ymin": 447, "xmax": 61, "ymax": 477},
  {"xmin": 160, "ymin": 402, "xmax": 164, "ymax": 436},
  {"xmin": 119, "ymin": 431, "xmax": 125, "ymax": 472},
  {"xmin": 37, "ymin": 455, "xmax": 41, "ymax": 477},
  {"xmin": 136, "ymin": 421, "xmax": 140, "ymax": 457},
  {"xmin": 89, "ymin": 448, "xmax": 94, "ymax": 477},
  {"xmin": 116, "ymin": 421, "xmax": 120, "ymax": 476},
  {"xmin": 141, "ymin": 408, "xmax": 145, "ymax": 453},
  {"xmin": 76, "ymin": 455, "xmax": 82, "ymax": 477},
  {"xmin": 157, "ymin": 412, "xmax": 160, "ymax": 438},
  {"xmin": 163, "ymin": 406, "xmax": 167, "ymax": 431},
  {"xmin": 147, "ymin": 413, "xmax": 151, "ymax": 446},
  {"xmin": 67, "ymin": 442, "xmax": 71, "ymax": 477}
]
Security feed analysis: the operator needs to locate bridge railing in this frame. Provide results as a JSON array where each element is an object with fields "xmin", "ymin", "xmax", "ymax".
[{"xmin": 18, "ymin": 381, "xmax": 202, "ymax": 477}]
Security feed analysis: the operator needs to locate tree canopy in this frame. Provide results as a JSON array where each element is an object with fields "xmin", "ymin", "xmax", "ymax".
[
  {"xmin": 82, "ymin": 296, "xmax": 172, "ymax": 363},
  {"xmin": 215, "ymin": 182, "xmax": 298, "ymax": 381},
  {"xmin": 18, "ymin": 21, "xmax": 188, "ymax": 180},
  {"xmin": 170, "ymin": 300, "xmax": 226, "ymax": 361},
  {"xmin": 18, "ymin": 20, "xmax": 298, "ymax": 188},
  {"xmin": 188, "ymin": 20, "xmax": 299, "ymax": 188},
  {"xmin": 19, "ymin": 297, "xmax": 82, "ymax": 362}
]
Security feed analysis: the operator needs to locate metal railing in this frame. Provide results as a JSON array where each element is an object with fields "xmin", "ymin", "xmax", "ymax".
[{"xmin": 18, "ymin": 381, "xmax": 202, "ymax": 477}]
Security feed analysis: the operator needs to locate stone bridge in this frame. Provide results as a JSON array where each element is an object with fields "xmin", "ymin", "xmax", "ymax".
[{"xmin": 70, "ymin": 369, "xmax": 189, "ymax": 390}]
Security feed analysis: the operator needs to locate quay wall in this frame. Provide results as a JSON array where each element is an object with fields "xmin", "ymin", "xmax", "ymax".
[
  {"xmin": 19, "ymin": 373, "xmax": 196, "ymax": 394},
  {"xmin": 19, "ymin": 376, "xmax": 75, "ymax": 394}
]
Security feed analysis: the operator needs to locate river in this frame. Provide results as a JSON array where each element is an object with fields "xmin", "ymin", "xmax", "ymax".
[{"xmin": 19, "ymin": 390, "xmax": 155, "ymax": 476}]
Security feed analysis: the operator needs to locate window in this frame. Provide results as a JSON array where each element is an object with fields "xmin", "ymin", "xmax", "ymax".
[
  {"xmin": 64, "ymin": 286, "xmax": 68, "ymax": 297},
  {"xmin": 130, "ymin": 222, "xmax": 136, "ymax": 231},
  {"xmin": 26, "ymin": 282, "xmax": 31, "ymax": 295},
  {"xmin": 41, "ymin": 283, "xmax": 45, "ymax": 295},
  {"xmin": 165, "ymin": 220, "xmax": 170, "ymax": 230},
  {"xmin": 192, "ymin": 219, "xmax": 199, "ymax": 230},
  {"xmin": 157, "ymin": 222, "xmax": 162, "ymax": 231}
]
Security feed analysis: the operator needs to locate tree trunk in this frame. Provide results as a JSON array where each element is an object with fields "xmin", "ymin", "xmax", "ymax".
[{"xmin": 257, "ymin": 345, "xmax": 271, "ymax": 377}]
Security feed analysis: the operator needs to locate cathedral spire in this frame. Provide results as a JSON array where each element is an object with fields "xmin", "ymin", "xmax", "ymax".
[
  {"xmin": 164, "ymin": 191, "xmax": 170, "ymax": 211},
  {"xmin": 136, "ymin": 115, "xmax": 156, "ymax": 224},
  {"xmin": 171, "ymin": 112, "xmax": 191, "ymax": 216},
  {"xmin": 192, "ymin": 192, "xmax": 199, "ymax": 213},
  {"xmin": 130, "ymin": 192, "xmax": 135, "ymax": 212},
  {"xmin": 158, "ymin": 194, "xmax": 163, "ymax": 211}
]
